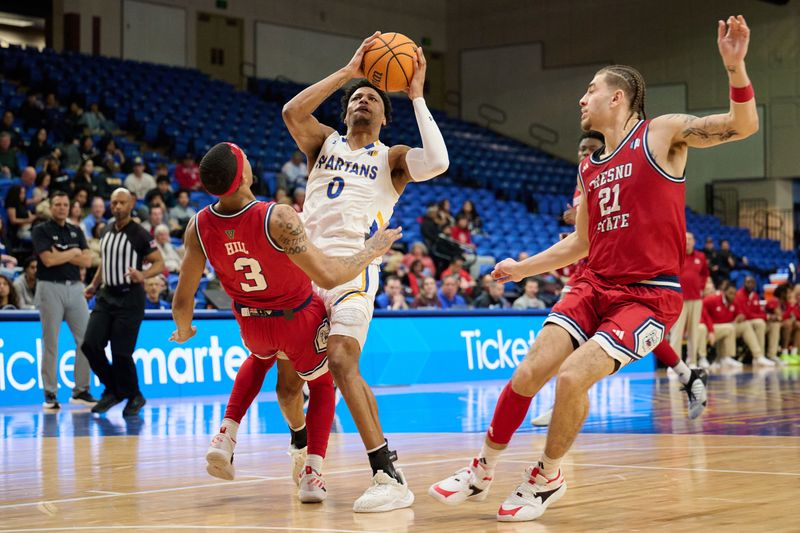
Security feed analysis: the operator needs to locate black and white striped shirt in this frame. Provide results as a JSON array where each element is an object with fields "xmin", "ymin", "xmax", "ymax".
[{"xmin": 100, "ymin": 220, "xmax": 158, "ymax": 287}]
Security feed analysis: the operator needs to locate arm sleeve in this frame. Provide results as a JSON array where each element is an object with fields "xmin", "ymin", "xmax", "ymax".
[{"xmin": 404, "ymin": 98, "xmax": 449, "ymax": 182}]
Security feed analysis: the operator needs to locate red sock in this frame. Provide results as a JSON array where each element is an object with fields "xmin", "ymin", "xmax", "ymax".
[
  {"xmin": 224, "ymin": 355, "xmax": 276, "ymax": 423},
  {"xmin": 305, "ymin": 372, "xmax": 335, "ymax": 458},
  {"xmin": 488, "ymin": 382, "xmax": 533, "ymax": 445},
  {"xmin": 652, "ymin": 339, "xmax": 680, "ymax": 367}
]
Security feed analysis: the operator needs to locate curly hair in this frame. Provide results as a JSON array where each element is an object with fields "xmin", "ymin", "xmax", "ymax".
[{"xmin": 340, "ymin": 79, "xmax": 392, "ymax": 125}]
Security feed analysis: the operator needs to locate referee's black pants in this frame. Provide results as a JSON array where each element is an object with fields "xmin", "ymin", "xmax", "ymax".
[{"xmin": 81, "ymin": 285, "xmax": 146, "ymax": 400}]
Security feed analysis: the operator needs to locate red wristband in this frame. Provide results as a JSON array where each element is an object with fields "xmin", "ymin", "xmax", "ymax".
[{"xmin": 730, "ymin": 84, "xmax": 754, "ymax": 103}]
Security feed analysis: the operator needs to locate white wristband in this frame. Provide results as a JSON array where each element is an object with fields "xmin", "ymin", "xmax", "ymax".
[{"xmin": 405, "ymin": 97, "xmax": 449, "ymax": 182}]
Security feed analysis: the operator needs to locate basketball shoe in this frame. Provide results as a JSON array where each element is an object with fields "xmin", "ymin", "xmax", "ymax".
[
  {"xmin": 206, "ymin": 428, "xmax": 236, "ymax": 480},
  {"xmin": 428, "ymin": 457, "xmax": 494, "ymax": 505},
  {"xmin": 531, "ymin": 409, "xmax": 553, "ymax": 427},
  {"xmin": 496, "ymin": 463, "xmax": 566, "ymax": 522},
  {"xmin": 298, "ymin": 465, "xmax": 327, "ymax": 503},
  {"xmin": 353, "ymin": 469, "xmax": 414, "ymax": 513},
  {"xmin": 681, "ymin": 368, "xmax": 708, "ymax": 419},
  {"xmin": 289, "ymin": 445, "xmax": 307, "ymax": 487}
]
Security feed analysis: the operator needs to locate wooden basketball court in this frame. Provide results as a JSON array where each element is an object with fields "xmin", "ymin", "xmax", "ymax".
[{"xmin": 2, "ymin": 370, "xmax": 799, "ymax": 532}]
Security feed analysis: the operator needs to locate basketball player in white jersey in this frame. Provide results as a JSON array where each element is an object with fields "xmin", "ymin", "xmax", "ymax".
[{"xmin": 282, "ymin": 32, "xmax": 448, "ymax": 512}]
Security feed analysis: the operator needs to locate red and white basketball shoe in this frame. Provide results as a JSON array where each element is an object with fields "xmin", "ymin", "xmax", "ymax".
[
  {"xmin": 205, "ymin": 428, "xmax": 236, "ymax": 480},
  {"xmin": 496, "ymin": 463, "xmax": 567, "ymax": 522},
  {"xmin": 428, "ymin": 457, "xmax": 494, "ymax": 505},
  {"xmin": 298, "ymin": 465, "xmax": 327, "ymax": 503}
]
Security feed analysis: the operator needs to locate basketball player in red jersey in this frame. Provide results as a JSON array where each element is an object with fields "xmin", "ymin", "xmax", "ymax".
[
  {"xmin": 169, "ymin": 142, "xmax": 401, "ymax": 503},
  {"xmin": 533, "ymin": 133, "xmax": 707, "ymax": 427},
  {"xmin": 430, "ymin": 16, "xmax": 757, "ymax": 521}
]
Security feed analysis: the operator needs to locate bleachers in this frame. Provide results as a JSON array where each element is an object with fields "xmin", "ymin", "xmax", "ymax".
[{"xmin": 0, "ymin": 44, "xmax": 795, "ymax": 299}]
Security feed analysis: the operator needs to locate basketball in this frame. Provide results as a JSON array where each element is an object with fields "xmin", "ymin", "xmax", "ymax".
[{"xmin": 362, "ymin": 32, "xmax": 417, "ymax": 92}]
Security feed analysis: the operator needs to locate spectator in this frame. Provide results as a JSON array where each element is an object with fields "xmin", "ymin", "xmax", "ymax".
[
  {"xmin": 0, "ymin": 132, "xmax": 20, "ymax": 177},
  {"xmin": 125, "ymin": 157, "xmax": 156, "ymax": 200},
  {"xmin": 80, "ymin": 103, "xmax": 113, "ymax": 135},
  {"xmin": 32, "ymin": 171, "xmax": 51, "ymax": 205},
  {"xmin": 669, "ymin": 231, "xmax": 709, "ymax": 366},
  {"xmin": 402, "ymin": 242, "xmax": 435, "ymax": 277},
  {"xmin": 19, "ymin": 166, "xmax": 37, "ymax": 208},
  {"xmin": 766, "ymin": 285, "xmax": 797, "ymax": 363},
  {"xmin": 169, "ymin": 189, "xmax": 196, "ymax": 230},
  {"xmin": 68, "ymin": 199, "xmax": 87, "ymax": 235},
  {"xmin": 375, "ymin": 275, "xmax": 408, "ymax": 310},
  {"xmin": 73, "ymin": 159, "xmax": 95, "ymax": 193},
  {"xmin": 0, "ymin": 218, "xmax": 18, "ymax": 273},
  {"xmin": 701, "ymin": 283, "xmax": 772, "ymax": 367},
  {"xmin": 473, "ymin": 279, "xmax": 510, "ymax": 309},
  {"xmin": 59, "ymin": 136, "xmax": 82, "ymax": 170},
  {"xmin": 0, "ymin": 274, "xmax": 18, "ymax": 309},
  {"xmin": 513, "ymin": 278, "xmax": 547, "ymax": 309},
  {"xmin": 100, "ymin": 138, "xmax": 125, "ymax": 171},
  {"xmin": 91, "ymin": 159, "xmax": 124, "ymax": 199},
  {"xmin": 175, "ymin": 153, "xmax": 201, "ymax": 191},
  {"xmin": 12, "ymin": 256, "xmax": 37, "ymax": 309},
  {"xmin": 0, "ymin": 111, "xmax": 20, "ymax": 146},
  {"xmin": 440, "ymin": 255, "xmax": 476, "ymax": 296},
  {"xmin": 735, "ymin": 275, "xmax": 779, "ymax": 364},
  {"xmin": 411, "ymin": 276, "xmax": 442, "ymax": 309},
  {"xmin": 456, "ymin": 199, "xmax": 482, "ymax": 232},
  {"xmin": 450, "ymin": 214, "xmax": 475, "ymax": 250},
  {"xmin": 141, "ymin": 205, "xmax": 164, "ymax": 235},
  {"xmin": 27, "ymin": 128, "xmax": 51, "ymax": 166},
  {"xmin": 404, "ymin": 259, "xmax": 426, "ymax": 296},
  {"xmin": 154, "ymin": 162, "xmax": 170, "ymax": 180},
  {"xmin": 146, "ymin": 175, "xmax": 176, "ymax": 209},
  {"xmin": 280, "ymin": 151, "xmax": 308, "ymax": 192},
  {"xmin": 87, "ymin": 221, "xmax": 106, "ymax": 277},
  {"xmin": 74, "ymin": 188, "xmax": 90, "ymax": 214},
  {"xmin": 82, "ymin": 196, "xmax": 107, "ymax": 239},
  {"xmin": 19, "ymin": 92, "xmax": 45, "ymax": 129},
  {"xmin": 63, "ymin": 103, "xmax": 84, "ymax": 140},
  {"xmin": 438, "ymin": 275, "xmax": 466, "ymax": 309},
  {"xmin": 421, "ymin": 204, "xmax": 444, "ymax": 246},
  {"xmin": 274, "ymin": 186, "xmax": 288, "ymax": 204},
  {"xmin": 710, "ymin": 239, "xmax": 737, "ymax": 285},
  {"xmin": 144, "ymin": 276, "xmax": 171, "ymax": 310},
  {"xmin": 292, "ymin": 187, "xmax": 306, "ymax": 213},
  {"xmin": 79, "ymin": 136, "xmax": 98, "ymax": 163},
  {"xmin": 154, "ymin": 224, "xmax": 182, "ymax": 272},
  {"xmin": 4, "ymin": 185, "xmax": 35, "ymax": 244},
  {"xmin": 438, "ymin": 199, "xmax": 454, "ymax": 229}
]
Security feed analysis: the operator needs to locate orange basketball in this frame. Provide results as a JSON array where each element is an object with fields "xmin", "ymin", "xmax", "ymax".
[{"xmin": 362, "ymin": 32, "xmax": 417, "ymax": 93}]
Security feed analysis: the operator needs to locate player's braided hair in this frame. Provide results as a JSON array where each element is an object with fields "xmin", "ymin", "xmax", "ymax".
[{"xmin": 599, "ymin": 65, "xmax": 647, "ymax": 122}]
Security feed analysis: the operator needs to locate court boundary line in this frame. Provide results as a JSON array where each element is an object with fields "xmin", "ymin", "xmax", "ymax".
[
  {"xmin": 0, "ymin": 527, "xmax": 380, "ymax": 533},
  {"xmin": 504, "ymin": 459, "xmax": 800, "ymax": 477}
]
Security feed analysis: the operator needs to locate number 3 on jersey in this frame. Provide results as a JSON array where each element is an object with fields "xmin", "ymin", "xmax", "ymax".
[
  {"xmin": 327, "ymin": 176, "xmax": 345, "ymax": 199},
  {"xmin": 234, "ymin": 257, "xmax": 268, "ymax": 292}
]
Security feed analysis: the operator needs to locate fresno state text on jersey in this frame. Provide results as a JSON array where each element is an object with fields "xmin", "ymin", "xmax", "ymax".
[{"xmin": 577, "ymin": 120, "xmax": 686, "ymax": 285}]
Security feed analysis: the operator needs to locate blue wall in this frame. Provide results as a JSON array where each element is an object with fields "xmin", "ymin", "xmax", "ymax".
[{"xmin": 0, "ymin": 310, "xmax": 653, "ymax": 406}]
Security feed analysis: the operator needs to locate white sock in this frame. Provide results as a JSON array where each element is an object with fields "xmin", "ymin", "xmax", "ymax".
[
  {"xmin": 479, "ymin": 442, "xmax": 503, "ymax": 471},
  {"xmin": 220, "ymin": 418, "xmax": 239, "ymax": 442},
  {"xmin": 538, "ymin": 453, "xmax": 562, "ymax": 479},
  {"xmin": 671, "ymin": 360, "xmax": 692, "ymax": 385},
  {"xmin": 305, "ymin": 454, "xmax": 323, "ymax": 473}
]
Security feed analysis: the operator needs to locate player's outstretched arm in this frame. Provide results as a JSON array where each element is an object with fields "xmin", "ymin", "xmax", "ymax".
[
  {"xmin": 493, "ymin": 182, "xmax": 590, "ymax": 282},
  {"xmin": 651, "ymin": 16, "xmax": 758, "ymax": 150},
  {"xmin": 282, "ymin": 32, "xmax": 381, "ymax": 159},
  {"xmin": 389, "ymin": 47, "xmax": 449, "ymax": 192},
  {"xmin": 170, "ymin": 216, "xmax": 204, "ymax": 344},
  {"xmin": 269, "ymin": 204, "xmax": 401, "ymax": 289}
]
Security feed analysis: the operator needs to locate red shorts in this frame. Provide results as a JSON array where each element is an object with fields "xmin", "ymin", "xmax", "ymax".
[
  {"xmin": 545, "ymin": 270, "xmax": 683, "ymax": 369},
  {"xmin": 235, "ymin": 294, "xmax": 329, "ymax": 381}
]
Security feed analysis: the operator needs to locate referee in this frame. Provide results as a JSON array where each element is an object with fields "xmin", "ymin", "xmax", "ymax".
[
  {"xmin": 31, "ymin": 190, "xmax": 96, "ymax": 410},
  {"xmin": 82, "ymin": 188, "xmax": 164, "ymax": 417}
]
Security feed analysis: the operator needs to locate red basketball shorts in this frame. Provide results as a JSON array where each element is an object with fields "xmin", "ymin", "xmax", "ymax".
[
  {"xmin": 235, "ymin": 294, "xmax": 330, "ymax": 381},
  {"xmin": 545, "ymin": 270, "xmax": 683, "ymax": 370}
]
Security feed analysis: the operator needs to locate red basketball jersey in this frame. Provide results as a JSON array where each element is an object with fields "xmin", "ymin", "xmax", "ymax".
[
  {"xmin": 577, "ymin": 120, "xmax": 686, "ymax": 285},
  {"xmin": 195, "ymin": 201, "xmax": 311, "ymax": 309}
]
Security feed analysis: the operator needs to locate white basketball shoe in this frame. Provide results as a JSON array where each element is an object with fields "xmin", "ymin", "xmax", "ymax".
[
  {"xmin": 289, "ymin": 445, "xmax": 307, "ymax": 487},
  {"xmin": 298, "ymin": 465, "xmax": 327, "ymax": 503},
  {"xmin": 497, "ymin": 464, "xmax": 567, "ymax": 522},
  {"xmin": 206, "ymin": 428, "xmax": 236, "ymax": 480},
  {"xmin": 353, "ymin": 469, "xmax": 414, "ymax": 513},
  {"xmin": 428, "ymin": 457, "xmax": 494, "ymax": 505}
]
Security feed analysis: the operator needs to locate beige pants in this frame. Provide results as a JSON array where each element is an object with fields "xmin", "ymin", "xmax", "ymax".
[
  {"xmin": 669, "ymin": 299, "xmax": 703, "ymax": 365},
  {"xmin": 696, "ymin": 321, "xmax": 764, "ymax": 358},
  {"xmin": 765, "ymin": 320, "xmax": 781, "ymax": 358}
]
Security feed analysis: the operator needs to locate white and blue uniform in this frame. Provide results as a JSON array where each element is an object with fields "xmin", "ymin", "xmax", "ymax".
[{"xmin": 301, "ymin": 132, "xmax": 400, "ymax": 347}]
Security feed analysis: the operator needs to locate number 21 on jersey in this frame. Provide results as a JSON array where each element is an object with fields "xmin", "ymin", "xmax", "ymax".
[
  {"xmin": 234, "ymin": 257, "xmax": 268, "ymax": 292},
  {"xmin": 598, "ymin": 183, "xmax": 621, "ymax": 216}
]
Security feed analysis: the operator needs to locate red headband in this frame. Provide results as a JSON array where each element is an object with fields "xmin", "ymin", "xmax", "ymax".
[{"xmin": 214, "ymin": 142, "xmax": 244, "ymax": 197}]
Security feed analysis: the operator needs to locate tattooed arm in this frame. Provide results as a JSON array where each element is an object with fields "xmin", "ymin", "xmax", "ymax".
[
  {"xmin": 269, "ymin": 204, "xmax": 402, "ymax": 289},
  {"xmin": 651, "ymin": 16, "xmax": 758, "ymax": 150}
]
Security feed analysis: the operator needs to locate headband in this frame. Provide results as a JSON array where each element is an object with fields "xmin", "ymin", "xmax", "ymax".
[{"xmin": 213, "ymin": 142, "xmax": 244, "ymax": 197}]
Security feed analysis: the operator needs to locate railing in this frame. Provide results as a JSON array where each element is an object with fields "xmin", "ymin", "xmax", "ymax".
[
  {"xmin": 712, "ymin": 185, "xmax": 739, "ymax": 226},
  {"xmin": 527, "ymin": 122, "xmax": 559, "ymax": 148}
]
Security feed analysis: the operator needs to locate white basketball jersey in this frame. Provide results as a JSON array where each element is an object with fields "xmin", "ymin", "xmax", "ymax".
[{"xmin": 302, "ymin": 133, "xmax": 399, "ymax": 260}]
